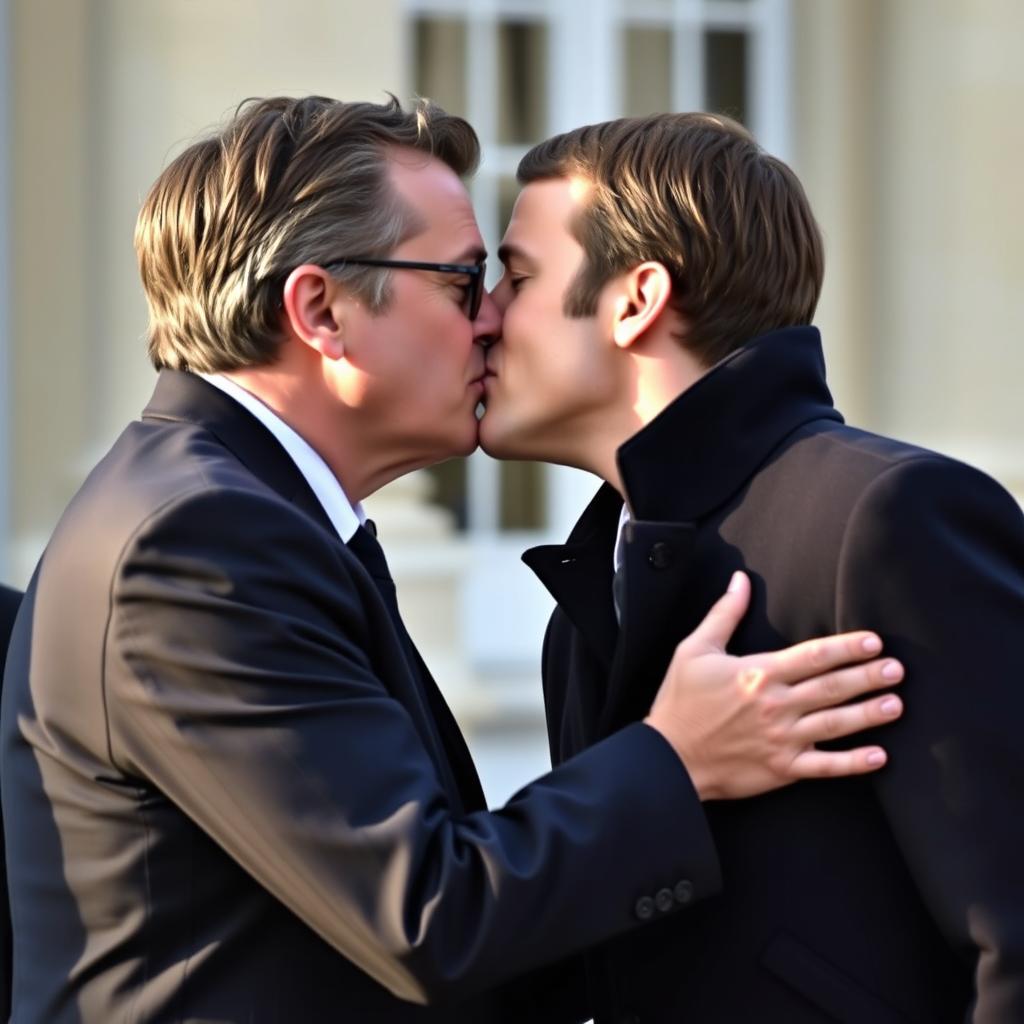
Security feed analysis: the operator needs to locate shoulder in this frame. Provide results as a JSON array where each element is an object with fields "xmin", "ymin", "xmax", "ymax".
[
  {"xmin": 787, "ymin": 421, "xmax": 1020, "ymax": 516},
  {"xmin": 836, "ymin": 449, "xmax": 1023, "ymax": 592},
  {"xmin": 42, "ymin": 420, "xmax": 361, "ymax": 613},
  {"xmin": 845, "ymin": 450, "xmax": 1021, "ymax": 529}
]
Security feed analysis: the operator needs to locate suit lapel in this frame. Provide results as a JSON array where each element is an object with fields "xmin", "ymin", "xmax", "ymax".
[{"xmin": 522, "ymin": 484, "xmax": 622, "ymax": 675}]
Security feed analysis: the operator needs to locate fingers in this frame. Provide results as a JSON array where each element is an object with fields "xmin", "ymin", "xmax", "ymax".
[
  {"xmin": 759, "ymin": 630, "xmax": 887, "ymax": 687},
  {"xmin": 793, "ymin": 692, "xmax": 903, "ymax": 745},
  {"xmin": 680, "ymin": 572, "xmax": 750, "ymax": 653},
  {"xmin": 788, "ymin": 744, "xmax": 889, "ymax": 779},
  {"xmin": 786, "ymin": 658, "xmax": 904, "ymax": 714}
]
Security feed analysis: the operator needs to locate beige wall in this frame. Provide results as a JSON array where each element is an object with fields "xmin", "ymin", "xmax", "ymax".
[
  {"xmin": 9, "ymin": 0, "xmax": 402, "ymax": 580},
  {"xmin": 793, "ymin": 0, "xmax": 1024, "ymax": 497}
]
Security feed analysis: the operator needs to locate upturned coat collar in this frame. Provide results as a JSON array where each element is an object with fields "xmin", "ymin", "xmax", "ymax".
[{"xmin": 619, "ymin": 325, "xmax": 842, "ymax": 522}]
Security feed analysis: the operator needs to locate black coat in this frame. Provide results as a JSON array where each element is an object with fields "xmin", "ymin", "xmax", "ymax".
[
  {"xmin": 0, "ymin": 583, "xmax": 23, "ymax": 1020},
  {"xmin": 0, "ymin": 370, "xmax": 719, "ymax": 1023},
  {"xmin": 525, "ymin": 327, "xmax": 1024, "ymax": 1024}
]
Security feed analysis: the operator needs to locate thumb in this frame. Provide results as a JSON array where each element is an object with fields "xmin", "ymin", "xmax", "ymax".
[{"xmin": 680, "ymin": 571, "xmax": 750, "ymax": 654}]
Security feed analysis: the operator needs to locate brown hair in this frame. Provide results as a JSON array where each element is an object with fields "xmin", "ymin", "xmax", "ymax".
[
  {"xmin": 517, "ymin": 112, "xmax": 823, "ymax": 366},
  {"xmin": 136, "ymin": 95, "xmax": 479, "ymax": 372}
]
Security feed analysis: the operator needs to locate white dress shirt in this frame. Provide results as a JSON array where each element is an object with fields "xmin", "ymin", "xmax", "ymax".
[{"xmin": 197, "ymin": 373, "xmax": 365, "ymax": 543}]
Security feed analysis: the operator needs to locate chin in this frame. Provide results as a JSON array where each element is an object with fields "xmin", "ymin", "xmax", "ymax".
[
  {"xmin": 448, "ymin": 415, "xmax": 482, "ymax": 458},
  {"xmin": 478, "ymin": 415, "xmax": 529, "ymax": 461}
]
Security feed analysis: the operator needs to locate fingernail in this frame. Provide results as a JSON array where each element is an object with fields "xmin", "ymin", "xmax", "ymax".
[
  {"xmin": 727, "ymin": 571, "xmax": 744, "ymax": 593},
  {"xmin": 880, "ymin": 696, "xmax": 901, "ymax": 716},
  {"xmin": 881, "ymin": 660, "xmax": 902, "ymax": 680},
  {"xmin": 861, "ymin": 635, "xmax": 882, "ymax": 654},
  {"xmin": 866, "ymin": 750, "xmax": 886, "ymax": 766}
]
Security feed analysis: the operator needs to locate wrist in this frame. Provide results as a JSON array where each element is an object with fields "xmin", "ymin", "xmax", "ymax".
[{"xmin": 644, "ymin": 714, "xmax": 716, "ymax": 801}]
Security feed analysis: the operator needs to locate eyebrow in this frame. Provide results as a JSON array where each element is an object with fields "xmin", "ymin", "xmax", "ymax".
[
  {"xmin": 450, "ymin": 245, "xmax": 488, "ymax": 266},
  {"xmin": 497, "ymin": 242, "xmax": 535, "ymax": 268}
]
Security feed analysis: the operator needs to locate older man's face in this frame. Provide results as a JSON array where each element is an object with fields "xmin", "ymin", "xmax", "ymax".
[{"xmin": 333, "ymin": 150, "xmax": 500, "ymax": 467}]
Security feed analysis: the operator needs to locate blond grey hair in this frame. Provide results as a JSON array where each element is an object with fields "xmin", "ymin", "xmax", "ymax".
[{"xmin": 135, "ymin": 95, "xmax": 480, "ymax": 372}]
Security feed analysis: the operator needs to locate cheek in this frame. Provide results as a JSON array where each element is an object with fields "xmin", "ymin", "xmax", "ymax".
[{"xmin": 503, "ymin": 299, "xmax": 556, "ymax": 371}]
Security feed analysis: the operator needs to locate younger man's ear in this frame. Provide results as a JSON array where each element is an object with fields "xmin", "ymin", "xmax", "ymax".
[
  {"xmin": 281, "ymin": 265, "xmax": 346, "ymax": 360},
  {"xmin": 611, "ymin": 262, "xmax": 673, "ymax": 349}
]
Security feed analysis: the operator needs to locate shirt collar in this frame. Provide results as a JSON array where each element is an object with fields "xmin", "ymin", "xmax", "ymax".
[{"xmin": 197, "ymin": 373, "xmax": 365, "ymax": 543}]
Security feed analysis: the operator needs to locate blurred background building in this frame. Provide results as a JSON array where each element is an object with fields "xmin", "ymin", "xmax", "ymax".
[{"xmin": 0, "ymin": 0, "xmax": 1021, "ymax": 803}]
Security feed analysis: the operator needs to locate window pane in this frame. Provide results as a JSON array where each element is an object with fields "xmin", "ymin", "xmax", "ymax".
[
  {"xmin": 498, "ymin": 20, "xmax": 548, "ymax": 145},
  {"xmin": 704, "ymin": 30, "xmax": 748, "ymax": 124},
  {"xmin": 500, "ymin": 461, "xmax": 546, "ymax": 530},
  {"xmin": 425, "ymin": 458, "xmax": 469, "ymax": 531},
  {"xmin": 624, "ymin": 26, "xmax": 673, "ymax": 115},
  {"xmin": 413, "ymin": 17, "xmax": 467, "ymax": 117}
]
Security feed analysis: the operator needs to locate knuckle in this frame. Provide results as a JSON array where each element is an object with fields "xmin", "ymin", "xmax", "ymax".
[
  {"xmin": 768, "ymin": 754, "xmax": 793, "ymax": 782},
  {"xmin": 756, "ymin": 692, "xmax": 786, "ymax": 728},
  {"xmin": 820, "ymin": 709, "xmax": 841, "ymax": 739},
  {"xmin": 807, "ymin": 640, "xmax": 828, "ymax": 669},
  {"xmin": 820, "ymin": 672, "xmax": 842, "ymax": 702}
]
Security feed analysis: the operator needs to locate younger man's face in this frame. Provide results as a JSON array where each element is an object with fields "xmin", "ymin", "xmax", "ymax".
[{"xmin": 480, "ymin": 177, "xmax": 621, "ymax": 464}]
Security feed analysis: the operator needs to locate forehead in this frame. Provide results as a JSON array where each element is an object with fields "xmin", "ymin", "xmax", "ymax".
[
  {"xmin": 386, "ymin": 149, "xmax": 482, "ymax": 250},
  {"xmin": 502, "ymin": 176, "xmax": 591, "ymax": 251}
]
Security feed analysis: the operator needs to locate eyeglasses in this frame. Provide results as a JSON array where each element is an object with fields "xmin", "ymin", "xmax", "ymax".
[{"xmin": 324, "ymin": 258, "xmax": 486, "ymax": 320}]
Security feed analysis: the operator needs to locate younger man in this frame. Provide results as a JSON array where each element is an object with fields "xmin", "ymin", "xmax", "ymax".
[{"xmin": 482, "ymin": 113, "xmax": 1024, "ymax": 1022}]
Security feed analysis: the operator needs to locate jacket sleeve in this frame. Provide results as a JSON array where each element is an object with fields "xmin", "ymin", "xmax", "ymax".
[
  {"xmin": 107, "ymin": 485, "xmax": 720, "ymax": 1007},
  {"xmin": 835, "ymin": 456, "xmax": 1024, "ymax": 1023}
]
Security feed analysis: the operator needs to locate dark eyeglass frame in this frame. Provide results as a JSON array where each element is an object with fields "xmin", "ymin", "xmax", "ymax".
[{"xmin": 324, "ymin": 258, "xmax": 486, "ymax": 320}]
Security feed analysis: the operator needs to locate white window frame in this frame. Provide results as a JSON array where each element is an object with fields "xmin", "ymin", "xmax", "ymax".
[{"xmin": 401, "ymin": 0, "xmax": 792, "ymax": 678}]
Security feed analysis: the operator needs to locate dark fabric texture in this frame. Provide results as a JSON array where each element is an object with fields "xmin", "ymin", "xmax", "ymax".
[
  {"xmin": 0, "ymin": 583, "xmax": 23, "ymax": 1020},
  {"xmin": 0, "ymin": 370, "xmax": 719, "ymax": 1023},
  {"xmin": 525, "ymin": 326, "xmax": 1024, "ymax": 1024}
]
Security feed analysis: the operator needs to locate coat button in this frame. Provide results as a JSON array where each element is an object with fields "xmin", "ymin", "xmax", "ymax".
[
  {"xmin": 655, "ymin": 887, "xmax": 674, "ymax": 913},
  {"xmin": 674, "ymin": 879, "xmax": 694, "ymax": 904},
  {"xmin": 635, "ymin": 895, "xmax": 655, "ymax": 920},
  {"xmin": 648, "ymin": 542, "xmax": 674, "ymax": 569}
]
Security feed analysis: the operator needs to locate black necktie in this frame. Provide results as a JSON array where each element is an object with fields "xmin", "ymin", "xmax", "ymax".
[
  {"xmin": 346, "ymin": 521, "xmax": 388, "ymax": 582},
  {"xmin": 345, "ymin": 522, "xmax": 485, "ymax": 812}
]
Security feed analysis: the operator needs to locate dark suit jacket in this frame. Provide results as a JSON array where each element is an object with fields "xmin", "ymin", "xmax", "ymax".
[
  {"xmin": 0, "ymin": 583, "xmax": 22, "ymax": 1021},
  {"xmin": 0, "ymin": 371, "xmax": 720, "ymax": 1023},
  {"xmin": 526, "ymin": 327, "xmax": 1024, "ymax": 1024}
]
